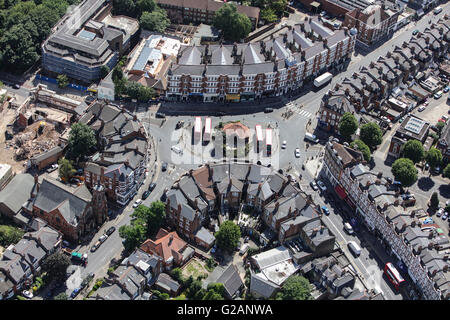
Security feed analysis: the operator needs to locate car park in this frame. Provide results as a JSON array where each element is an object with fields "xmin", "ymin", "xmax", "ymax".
[
  {"xmin": 142, "ymin": 190, "xmax": 150, "ymax": 200},
  {"xmin": 133, "ymin": 199, "xmax": 142, "ymax": 208},
  {"xmin": 295, "ymin": 148, "xmax": 301, "ymax": 158},
  {"xmin": 316, "ymin": 180, "xmax": 327, "ymax": 192},
  {"xmin": 106, "ymin": 226, "xmax": 116, "ymax": 236},
  {"xmin": 310, "ymin": 181, "xmax": 319, "ymax": 191}
]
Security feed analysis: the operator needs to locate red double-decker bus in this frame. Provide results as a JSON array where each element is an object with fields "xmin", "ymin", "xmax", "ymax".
[{"xmin": 384, "ymin": 262, "xmax": 405, "ymax": 290}]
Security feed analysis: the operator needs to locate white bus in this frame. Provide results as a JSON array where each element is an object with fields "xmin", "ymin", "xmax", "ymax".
[
  {"xmin": 204, "ymin": 117, "xmax": 212, "ymax": 143},
  {"xmin": 314, "ymin": 72, "xmax": 333, "ymax": 88},
  {"xmin": 194, "ymin": 117, "xmax": 202, "ymax": 141},
  {"xmin": 255, "ymin": 125, "xmax": 263, "ymax": 153}
]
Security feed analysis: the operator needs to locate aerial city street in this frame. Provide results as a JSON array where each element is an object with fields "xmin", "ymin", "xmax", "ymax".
[{"xmin": 0, "ymin": 0, "xmax": 448, "ymax": 303}]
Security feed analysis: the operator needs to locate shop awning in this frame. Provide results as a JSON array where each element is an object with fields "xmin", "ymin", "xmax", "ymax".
[{"xmin": 335, "ymin": 185, "xmax": 347, "ymax": 200}]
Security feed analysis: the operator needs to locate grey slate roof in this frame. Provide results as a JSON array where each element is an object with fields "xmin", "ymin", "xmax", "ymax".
[
  {"xmin": 250, "ymin": 272, "xmax": 279, "ymax": 299},
  {"xmin": 0, "ymin": 173, "xmax": 34, "ymax": 215},
  {"xmin": 155, "ymin": 273, "xmax": 180, "ymax": 293},
  {"xmin": 94, "ymin": 282, "xmax": 132, "ymax": 300},
  {"xmin": 166, "ymin": 189, "xmax": 188, "ymax": 210},
  {"xmin": 195, "ymin": 227, "xmax": 215, "ymax": 245},
  {"xmin": 216, "ymin": 264, "xmax": 244, "ymax": 297},
  {"xmin": 25, "ymin": 226, "xmax": 61, "ymax": 253}
]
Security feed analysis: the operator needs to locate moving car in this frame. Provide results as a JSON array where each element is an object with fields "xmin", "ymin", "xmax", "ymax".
[
  {"xmin": 310, "ymin": 181, "xmax": 319, "ymax": 191},
  {"xmin": 344, "ymin": 222, "xmax": 354, "ymax": 235},
  {"xmin": 142, "ymin": 190, "xmax": 150, "ymax": 200},
  {"xmin": 161, "ymin": 162, "xmax": 168, "ymax": 171},
  {"xmin": 304, "ymin": 132, "xmax": 319, "ymax": 143},
  {"xmin": 133, "ymin": 199, "xmax": 142, "ymax": 208},
  {"xmin": 295, "ymin": 148, "xmax": 301, "ymax": 158},
  {"xmin": 148, "ymin": 183, "xmax": 156, "ymax": 192},
  {"xmin": 316, "ymin": 180, "xmax": 327, "ymax": 192},
  {"xmin": 106, "ymin": 226, "xmax": 116, "ymax": 236},
  {"xmin": 281, "ymin": 141, "xmax": 287, "ymax": 149},
  {"xmin": 321, "ymin": 206, "xmax": 330, "ymax": 215},
  {"xmin": 412, "ymin": 29, "xmax": 419, "ymax": 35}
]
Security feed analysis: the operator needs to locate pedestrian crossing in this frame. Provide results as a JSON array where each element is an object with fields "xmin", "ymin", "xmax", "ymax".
[{"xmin": 297, "ymin": 109, "xmax": 312, "ymax": 118}]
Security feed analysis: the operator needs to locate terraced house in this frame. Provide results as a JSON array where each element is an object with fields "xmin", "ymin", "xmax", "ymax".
[
  {"xmin": 166, "ymin": 17, "xmax": 356, "ymax": 102},
  {"xmin": 82, "ymin": 102, "xmax": 149, "ymax": 206}
]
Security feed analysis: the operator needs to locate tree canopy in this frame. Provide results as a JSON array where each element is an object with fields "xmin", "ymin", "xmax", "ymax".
[
  {"xmin": 0, "ymin": 225, "xmax": 24, "ymax": 247},
  {"xmin": 402, "ymin": 139, "xmax": 424, "ymax": 164},
  {"xmin": 350, "ymin": 139, "xmax": 371, "ymax": 162},
  {"xmin": 443, "ymin": 164, "xmax": 450, "ymax": 179},
  {"xmin": 425, "ymin": 148, "xmax": 443, "ymax": 170},
  {"xmin": 41, "ymin": 252, "xmax": 71, "ymax": 282},
  {"xmin": 58, "ymin": 158, "xmax": 76, "ymax": 181},
  {"xmin": 391, "ymin": 158, "xmax": 418, "ymax": 187},
  {"xmin": 275, "ymin": 275, "xmax": 312, "ymax": 300},
  {"xmin": 213, "ymin": 3, "xmax": 252, "ymax": 42},
  {"xmin": 67, "ymin": 123, "xmax": 97, "ymax": 161},
  {"xmin": 359, "ymin": 122, "xmax": 383, "ymax": 148},
  {"xmin": 140, "ymin": 9, "xmax": 170, "ymax": 33},
  {"xmin": 215, "ymin": 220, "xmax": 241, "ymax": 253},
  {"xmin": 0, "ymin": 0, "xmax": 74, "ymax": 73},
  {"xmin": 339, "ymin": 112, "xmax": 358, "ymax": 140},
  {"xmin": 57, "ymin": 74, "xmax": 69, "ymax": 88}
]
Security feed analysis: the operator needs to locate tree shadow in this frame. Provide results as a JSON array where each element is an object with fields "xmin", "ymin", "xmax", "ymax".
[
  {"xmin": 417, "ymin": 176, "xmax": 435, "ymax": 192},
  {"xmin": 438, "ymin": 184, "xmax": 450, "ymax": 199},
  {"xmin": 383, "ymin": 155, "xmax": 396, "ymax": 167}
]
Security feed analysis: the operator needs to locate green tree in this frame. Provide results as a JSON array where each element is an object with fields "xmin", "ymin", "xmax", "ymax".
[
  {"xmin": 436, "ymin": 121, "xmax": 445, "ymax": 136},
  {"xmin": 270, "ymin": 0, "xmax": 287, "ymax": 16},
  {"xmin": 119, "ymin": 223, "xmax": 146, "ymax": 252},
  {"xmin": 402, "ymin": 139, "xmax": 425, "ymax": 164},
  {"xmin": 41, "ymin": 252, "xmax": 71, "ymax": 282},
  {"xmin": 443, "ymin": 164, "xmax": 450, "ymax": 179},
  {"xmin": 54, "ymin": 292, "xmax": 68, "ymax": 300},
  {"xmin": 350, "ymin": 139, "xmax": 371, "ymax": 162},
  {"xmin": 213, "ymin": 3, "xmax": 251, "ymax": 42},
  {"xmin": 275, "ymin": 275, "xmax": 312, "ymax": 300},
  {"xmin": 0, "ymin": 225, "xmax": 24, "ymax": 246},
  {"xmin": 215, "ymin": 220, "xmax": 241, "ymax": 253},
  {"xmin": 113, "ymin": 0, "xmax": 137, "ymax": 17},
  {"xmin": 173, "ymin": 294, "xmax": 186, "ymax": 300},
  {"xmin": 100, "ymin": 65, "xmax": 110, "ymax": 79},
  {"xmin": 57, "ymin": 74, "xmax": 69, "ymax": 88},
  {"xmin": 260, "ymin": 7, "xmax": 277, "ymax": 22},
  {"xmin": 67, "ymin": 123, "xmax": 97, "ymax": 161},
  {"xmin": 137, "ymin": 0, "xmax": 156, "ymax": 14},
  {"xmin": 359, "ymin": 122, "xmax": 383, "ymax": 148},
  {"xmin": 58, "ymin": 158, "xmax": 76, "ymax": 181},
  {"xmin": 430, "ymin": 192, "xmax": 439, "ymax": 208},
  {"xmin": 140, "ymin": 10, "xmax": 170, "ymax": 32},
  {"xmin": 425, "ymin": 148, "xmax": 443, "ymax": 170},
  {"xmin": 170, "ymin": 267, "xmax": 184, "ymax": 283},
  {"xmin": 391, "ymin": 158, "xmax": 418, "ymax": 187},
  {"xmin": 339, "ymin": 112, "xmax": 358, "ymax": 140}
]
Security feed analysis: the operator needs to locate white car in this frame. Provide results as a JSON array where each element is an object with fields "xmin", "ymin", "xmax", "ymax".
[
  {"xmin": 171, "ymin": 146, "xmax": 183, "ymax": 155},
  {"xmin": 295, "ymin": 148, "xmax": 301, "ymax": 158},
  {"xmin": 316, "ymin": 180, "xmax": 327, "ymax": 192},
  {"xmin": 442, "ymin": 212, "xmax": 448, "ymax": 221},
  {"xmin": 436, "ymin": 207, "xmax": 444, "ymax": 217},
  {"xmin": 434, "ymin": 91, "xmax": 443, "ymax": 99},
  {"xmin": 22, "ymin": 290, "xmax": 33, "ymax": 299},
  {"xmin": 418, "ymin": 106, "xmax": 426, "ymax": 112},
  {"xmin": 281, "ymin": 141, "xmax": 287, "ymax": 149},
  {"xmin": 99, "ymin": 234, "xmax": 108, "ymax": 243},
  {"xmin": 133, "ymin": 199, "xmax": 142, "ymax": 208}
]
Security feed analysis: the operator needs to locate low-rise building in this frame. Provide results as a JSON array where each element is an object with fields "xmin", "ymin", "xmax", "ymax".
[{"xmin": 388, "ymin": 115, "xmax": 430, "ymax": 158}]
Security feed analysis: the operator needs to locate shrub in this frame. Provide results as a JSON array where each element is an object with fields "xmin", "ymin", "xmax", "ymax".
[{"xmin": 17, "ymin": 295, "xmax": 26, "ymax": 300}]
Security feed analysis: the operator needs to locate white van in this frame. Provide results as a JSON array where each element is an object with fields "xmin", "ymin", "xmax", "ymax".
[
  {"xmin": 344, "ymin": 222, "xmax": 354, "ymax": 234},
  {"xmin": 171, "ymin": 146, "xmax": 183, "ymax": 155},
  {"xmin": 348, "ymin": 241, "xmax": 361, "ymax": 256},
  {"xmin": 304, "ymin": 132, "xmax": 319, "ymax": 143},
  {"xmin": 434, "ymin": 6, "xmax": 442, "ymax": 14},
  {"xmin": 239, "ymin": 243, "xmax": 249, "ymax": 255}
]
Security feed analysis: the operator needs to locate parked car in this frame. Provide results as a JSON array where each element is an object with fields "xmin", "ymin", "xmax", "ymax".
[
  {"xmin": 148, "ymin": 183, "xmax": 156, "ymax": 192},
  {"xmin": 418, "ymin": 106, "xmax": 426, "ymax": 112},
  {"xmin": 106, "ymin": 226, "xmax": 116, "ymax": 236},
  {"xmin": 46, "ymin": 164, "xmax": 59, "ymax": 173},
  {"xmin": 412, "ymin": 29, "xmax": 419, "ymax": 35},
  {"xmin": 316, "ymin": 180, "xmax": 327, "ymax": 192},
  {"xmin": 171, "ymin": 146, "xmax": 183, "ymax": 155},
  {"xmin": 281, "ymin": 140, "xmax": 287, "ymax": 149},
  {"xmin": 321, "ymin": 206, "xmax": 330, "ymax": 215},
  {"xmin": 436, "ymin": 208, "xmax": 444, "ymax": 217},
  {"xmin": 295, "ymin": 148, "xmax": 301, "ymax": 158},
  {"xmin": 264, "ymin": 107, "xmax": 274, "ymax": 113},
  {"xmin": 310, "ymin": 181, "xmax": 319, "ymax": 191},
  {"xmin": 142, "ymin": 190, "xmax": 150, "ymax": 200},
  {"xmin": 385, "ymin": 177, "xmax": 393, "ymax": 184},
  {"xmin": 442, "ymin": 212, "xmax": 448, "ymax": 220},
  {"xmin": 70, "ymin": 288, "xmax": 80, "ymax": 299},
  {"xmin": 434, "ymin": 91, "xmax": 443, "ymax": 99},
  {"xmin": 444, "ymin": 86, "xmax": 450, "ymax": 93},
  {"xmin": 22, "ymin": 290, "xmax": 33, "ymax": 299},
  {"xmin": 90, "ymin": 241, "xmax": 101, "ymax": 252},
  {"xmin": 133, "ymin": 199, "xmax": 142, "ymax": 208},
  {"xmin": 155, "ymin": 112, "xmax": 166, "ymax": 118},
  {"xmin": 99, "ymin": 234, "xmax": 108, "ymax": 243},
  {"xmin": 161, "ymin": 162, "xmax": 168, "ymax": 171}
]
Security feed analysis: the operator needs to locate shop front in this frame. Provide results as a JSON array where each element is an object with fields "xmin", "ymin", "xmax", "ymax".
[
  {"xmin": 189, "ymin": 92, "xmax": 203, "ymax": 102},
  {"xmin": 225, "ymin": 94, "xmax": 241, "ymax": 102},
  {"xmin": 240, "ymin": 92, "xmax": 255, "ymax": 101}
]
